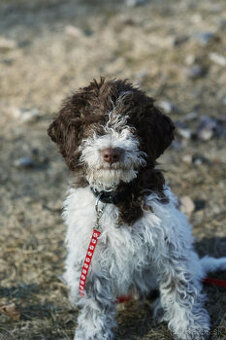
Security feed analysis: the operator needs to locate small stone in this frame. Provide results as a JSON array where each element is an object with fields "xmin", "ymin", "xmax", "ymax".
[
  {"xmin": 194, "ymin": 199, "xmax": 206, "ymax": 211},
  {"xmin": 177, "ymin": 127, "xmax": 192, "ymax": 139},
  {"xmin": 125, "ymin": 0, "xmax": 148, "ymax": 7},
  {"xmin": 222, "ymin": 97, "xmax": 226, "ymax": 106},
  {"xmin": 209, "ymin": 53, "xmax": 226, "ymax": 67},
  {"xmin": 198, "ymin": 128, "xmax": 213, "ymax": 141},
  {"xmin": 186, "ymin": 64, "xmax": 206, "ymax": 79},
  {"xmin": 185, "ymin": 55, "xmax": 196, "ymax": 66},
  {"xmin": 192, "ymin": 154, "xmax": 209, "ymax": 165},
  {"xmin": 180, "ymin": 196, "xmax": 195, "ymax": 216},
  {"xmin": 157, "ymin": 100, "xmax": 174, "ymax": 114},
  {"xmin": 194, "ymin": 31, "xmax": 215, "ymax": 45},
  {"xmin": 182, "ymin": 154, "xmax": 192, "ymax": 164},
  {"xmin": 11, "ymin": 107, "xmax": 39, "ymax": 123},
  {"xmin": 171, "ymin": 140, "xmax": 183, "ymax": 150},
  {"xmin": 175, "ymin": 121, "xmax": 192, "ymax": 139},
  {"xmin": 0, "ymin": 36, "xmax": 17, "ymax": 51},
  {"xmin": 14, "ymin": 157, "xmax": 35, "ymax": 168},
  {"xmin": 172, "ymin": 35, "xmax": 189, "ymax": 46},
  {"xmin": 65, "ymin": 25, "xmax": 83, "ymax": 38},
  {"xmin": 184, "ymin": 111, "xmax": 198, "ymax": 121}
]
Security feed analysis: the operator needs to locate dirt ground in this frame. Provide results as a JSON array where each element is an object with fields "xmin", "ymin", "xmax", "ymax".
[{"xmin": 0, "ymin": 0, "xmax": 225, "ymax": 339}]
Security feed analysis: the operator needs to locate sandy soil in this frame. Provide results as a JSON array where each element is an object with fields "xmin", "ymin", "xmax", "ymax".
[{"xmin": 0, "ymin": 0, "xmax": 225, "ymax": 339}]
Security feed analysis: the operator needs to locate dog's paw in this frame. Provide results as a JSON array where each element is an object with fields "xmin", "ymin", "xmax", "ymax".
[{"xmin": 74, "ymin": 328, "xmax": 115, "ymax": 340}]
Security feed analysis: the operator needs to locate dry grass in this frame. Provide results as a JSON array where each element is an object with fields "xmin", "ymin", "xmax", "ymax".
[{"xmin": 0, "ymin": 0, "xmax": 225, "ymax": 339}]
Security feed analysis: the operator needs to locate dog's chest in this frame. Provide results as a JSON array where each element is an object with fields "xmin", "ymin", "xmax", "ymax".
[{"xmin": 63, "ymin": 188, "xmax": 156, "ymax": 279}]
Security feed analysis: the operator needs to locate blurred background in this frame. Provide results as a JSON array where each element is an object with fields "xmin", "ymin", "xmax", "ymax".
[{"xmin": 0, "ymin": 0, "xmax": 225, "ymax": 339}]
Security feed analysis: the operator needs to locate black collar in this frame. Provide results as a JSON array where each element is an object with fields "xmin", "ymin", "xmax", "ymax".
[{"xmin": 90, "ymin": 186, "xmax": 128, "ymax": 204}]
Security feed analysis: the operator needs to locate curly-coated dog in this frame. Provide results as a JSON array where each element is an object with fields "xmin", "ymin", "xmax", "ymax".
[{"xmin": 48, "ymin": 78, "xmax": 226, "ymax": 340}]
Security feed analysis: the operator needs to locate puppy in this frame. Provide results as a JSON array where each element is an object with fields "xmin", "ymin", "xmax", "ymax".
[{"xmin": 48, "ymin": 78, "xmax": 226, "ymax": 340}]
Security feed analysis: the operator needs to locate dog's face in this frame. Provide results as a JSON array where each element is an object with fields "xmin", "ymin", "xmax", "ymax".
[{"xmin": 48, "ymin": 79, "xmax": 174, "ymax": 190}]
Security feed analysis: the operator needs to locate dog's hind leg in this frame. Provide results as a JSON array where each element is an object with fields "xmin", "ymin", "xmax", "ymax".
[{"xmin": 155, "ymin": 251, "xmax": 210, "ymax": 340}]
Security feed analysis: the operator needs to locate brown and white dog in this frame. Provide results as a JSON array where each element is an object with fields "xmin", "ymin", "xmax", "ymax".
[{"xmin": 48, "ymin": 78, "xmax": 226, "ymax": 340}]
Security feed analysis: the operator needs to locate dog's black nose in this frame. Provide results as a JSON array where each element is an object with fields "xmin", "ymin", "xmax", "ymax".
[{"xmin": 101, "ymin": 147, "xmax": 122, "ymax": 164}]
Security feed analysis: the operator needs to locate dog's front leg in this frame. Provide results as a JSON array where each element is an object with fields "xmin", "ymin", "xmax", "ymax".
[
  {"xmin": 156, "ymin": 252, "xmax": 210, "ymax": 340},
  {"xmin": 74, "ymin": 276, "xmax": 116, "ymax": 340}
]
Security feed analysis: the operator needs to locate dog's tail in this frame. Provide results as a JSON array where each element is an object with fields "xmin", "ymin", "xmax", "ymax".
[{"xmin": 200, "ymin": 256, "xmax": 226, "ymax": 275}]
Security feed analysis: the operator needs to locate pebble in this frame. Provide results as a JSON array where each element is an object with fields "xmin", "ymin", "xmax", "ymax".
[
  {"xmin": 194, "ymin": 199, "xmax": 206, "ymax": 211},
  {"xmin": 184, "ymin": 111, "xmax": 198, "ymax": 121},
  {"xmin": 209, "ymin": 53, "xmax": 226, "ymax": 67},
  {"xmin": 171, "ymin": 140, "xmax": 183, "ymax": 150},
  {"xmin": 198, "ymin": 128, "xmax": 213, "ymax": 141},
  {"xmin": 185, "ymin": 54, "xmax": 196, "ymax": 66},
  {"xmin": 12, "ymin": 107, "xmax": 39, "ymax": 123},
  {"xmin": 172, "ymin": 35, "xmax": 189, "ymax": 46},
  {"xmin": 14, "ymin": 157, "xmax": 35, "ymax": 168},
  {"xmin": 180, "ymin": 196, "xmax": 195, "ymax": 216},
  {"xmin": 193, "ymin": 31, "xmax": 215, "ymax": 45},
  {"xmin": 197, "ymin": 116, "xmax": 217, "ymax": 140},
  {"xmin": 157, "ymin": 100, "xmax": 174, "ymax": 114},
  {"xmin": 182, "ymin": 154, "xmax": 192, "ymax": 164},
  {"xmin": 0, "ymin": 36, "xmax": 17, "ymax": 51},
  {"xmin": 175, "ymin": 121, "xmax": 192, "ymax": 139},
  {"xmin": 192, "ymin": 154, "xmax": 209, "ymax": 165},
  {"xmin": 186, "ymin": 64, "xmax": 206, "ymax": 79},
  {"xmin": 125, "ymin": 0, "xmax": 148, "ymax": 7},
  {"xmin": 177, "ymin": 127, "xmax": 192, "ymax": 139},
  {"xmin": 65, "ymin": 25, "xmax": 83, "ymax": 38}
]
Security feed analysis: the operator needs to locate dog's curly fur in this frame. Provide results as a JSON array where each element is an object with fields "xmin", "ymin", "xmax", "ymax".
[{"xmin": 48, "ymin": 78, "xmax": 226, "ymax": 340}]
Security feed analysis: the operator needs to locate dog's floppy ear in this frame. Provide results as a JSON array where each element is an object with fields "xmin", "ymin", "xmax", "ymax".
[
  {"xmin": 48, "ymin": 96, "xmax": 83, "ymax": 171},
  {"xmin": 134, "ymin": 102, "xmax": 175, "ymax": 161},
  {"xmin": 148, "ymin": 106, "xmax": 175, "ymax": 160}
]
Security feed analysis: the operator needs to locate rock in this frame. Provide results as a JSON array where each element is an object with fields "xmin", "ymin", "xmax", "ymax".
[
  {"xmin": 182, "ymin": 154, "xmax": 192, "ymax": 164},
  {"xmin": 198, "ymin": 128, "xmax": 213, "ymax": 141},
  {"xmin": 197, "ymin": 115, "xmax": 217, "ymax": 140},
  {"xmin": 65, "ymin": 25, "xmax": 83, "ymax": 38},
  {"xmin": 209, "ymin": 53, "xmax": 226, "ymax": 67},
  {"xmin": 193, "ymin": 31, "xmax": 215, "ymax": 45},
  {"xmin": 11, "ymin": 107, "xmax": 39, "ymax": 123},
  {"xmin": 192, "ymin": 154, "xmax": 209, "ymax": 165},
  {"xmin": 222, "ymin": 97, "xmax": 226, "ymax": 106},
  {"xmin": 172, "ymin": 35, "xmax": 189, "ymax": 46},
  {"xmin": 185, "ymin": 54, "xmax": 196, "ymax": 66},
  {"xmin": 194, "ymin": 199, "xmax": 206, "ymax": 211},
  {"xmin": 186, "ymin": 64, "xmax": 206, "ymax": 79},
  {"xmin": 184, "ymin": 111, "xmax": 198, "ymax": 121},
  {"xmin": 0, "ymin": 36, "xmax": 17, "ymax": 51},
  {"xmin": 171, "ymin": 140, "xmax": 183, "ymax": 150},
  {"xmin": 125, "ymin": 0, "xmax": 148, "ymax": 7},
  {"xmin": 177, "ymin": 127, "xmax": 192, "ymax": 139},
  {"xmin": 180, "ymin": 196, "xmax": 195, "ymax": 216},
  {"xmin": 175, "ymin": 121, "xmax": 192, "ymax": 139},
  {"xmin": 14, "ymin": 157, "xmax": 35, "ymax": 168},
  {"xmin": 157, "ymin": 100, "xmax": 174, "ymax": 114}
]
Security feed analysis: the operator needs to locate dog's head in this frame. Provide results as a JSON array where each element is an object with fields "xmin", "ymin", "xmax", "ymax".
[{"xmin": 48, "ymin": 78, "xmax": 174, "ymax": 190}]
